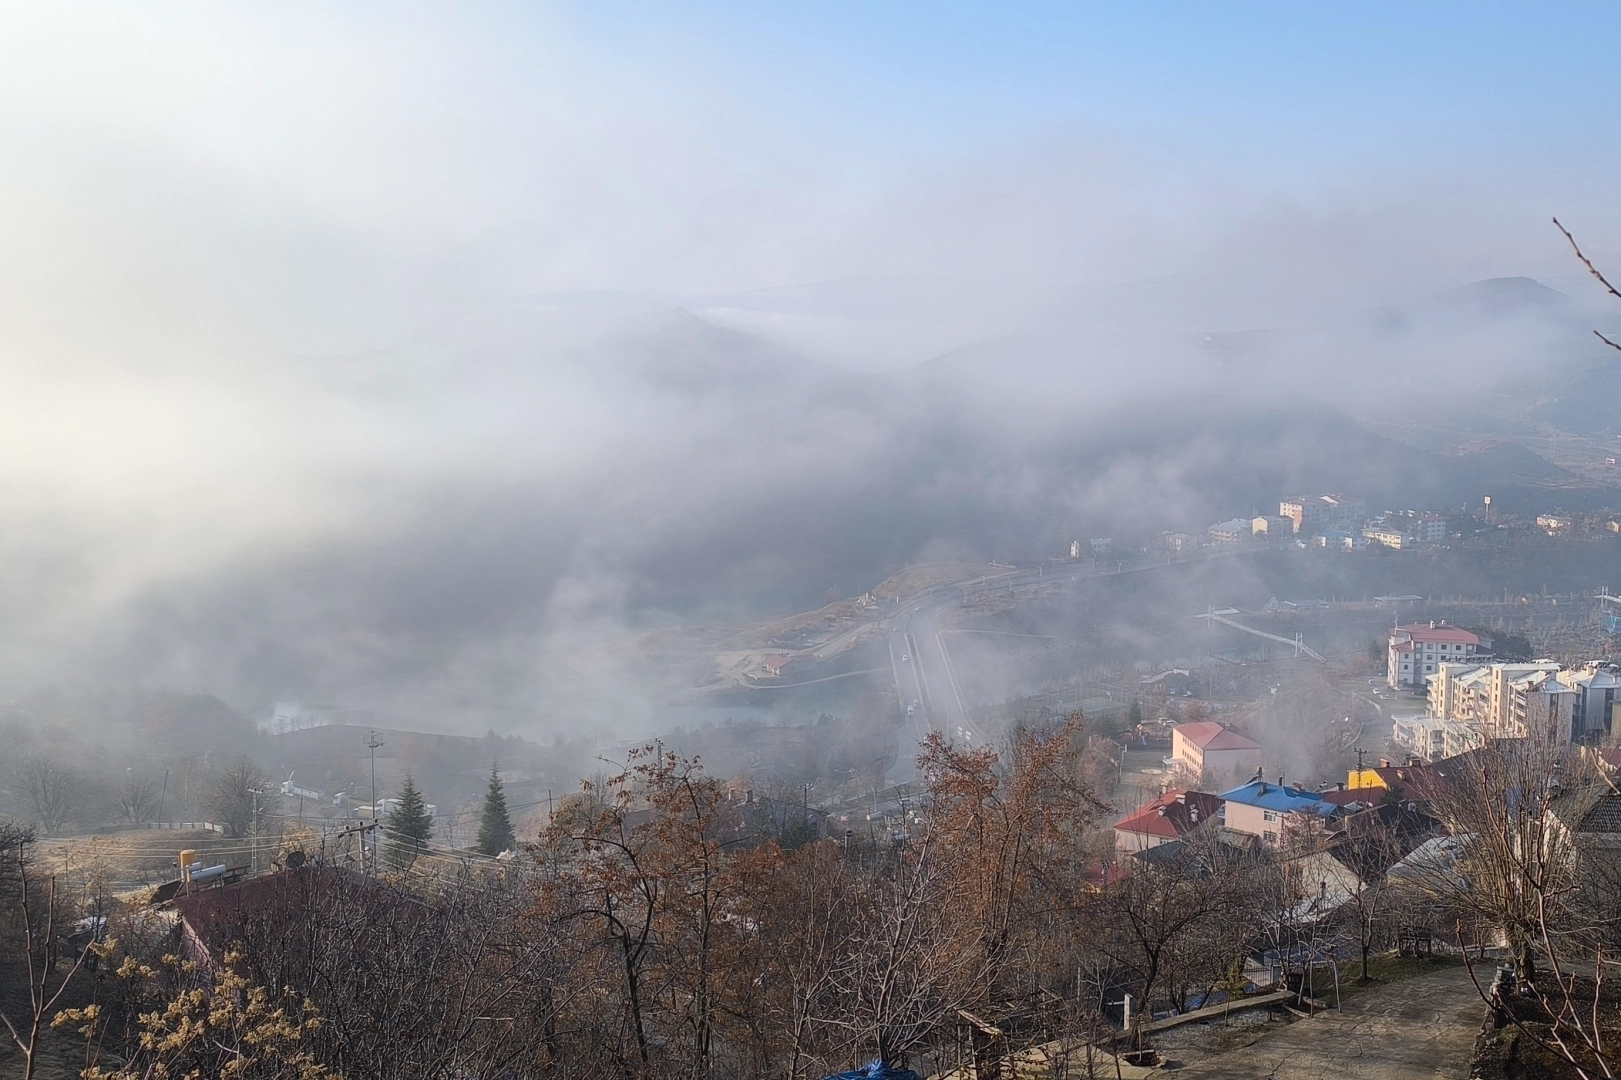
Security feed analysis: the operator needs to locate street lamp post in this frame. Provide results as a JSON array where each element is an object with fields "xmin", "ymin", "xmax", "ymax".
[{"xmin": 366, "ymin": 730, "xmax": 384, "ymax": 875}]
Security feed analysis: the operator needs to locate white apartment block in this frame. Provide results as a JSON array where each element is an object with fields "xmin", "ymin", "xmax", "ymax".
[
  {"xmin": 1557, "ymin": 661, "xmax": 1621, "ymax": 742},
  {"xmin": 1363, "ymin": 526, "xmax": 1411, "ymax": 550},
  {"xmin": 1413, "ymin": 515, "xmax": 1448, "ymax": 544},
  {"xmin": 1388, "ymin": 622, "xmax": 1483, "ymax": 690},
  {"xmin": 1364, "ymin": 512, "xmax": 1447, "ymax": 550},
  {"xmin": 1280, "ymin": 494, "xmax": 1367, "ymax": 534},
  {"xmin": 1428, "ymin": 661, "xmax": 1577, "ymax": 744}
]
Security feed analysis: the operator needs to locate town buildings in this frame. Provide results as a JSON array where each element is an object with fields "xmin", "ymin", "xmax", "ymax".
[
  {"xmin": 1163, "ymin": 532, "xmax": 1198, "ymax": 554},
  {"xmin": 1557, "ymin": 661, "xmax": 1621, "ymax": 742},
  {"xmin": 1391, "ymin": 714, "xmax": 1486, "ymax": 758},
  {"xmin": 1387, "ymin": 659, "xmax": 1619, "ymax": 757},
  {"xmin": 1363, "ymin": 511, "xmax": 1448, "ymax": 549},
  {"xmin": 1169, "ymin": 722, "xmax": 1263, "ymax": 782},
  {"xmin": 1217, "ymin": 777, "xmax": 1339, "ymax": 846},
  {"xmin": 1426, "ymin": 661, "xmax": 1576, "ymax": 744},
  {"xmin": 1279, "ymin": 494, "xmax": 1367, "ymax": 534},
  {"xmin": 1386, "ymin": 622, "xmax": 1483, "ymax": 690},
  {"xmin": 1206, "ymin": 518, "xmax": 1253, "ymax": 544},
  {"xmin": 1362, "ymin": 526, "xmax": 1413, "ymax": 550},
  {"xmin": 1111, "ymin": 789, "xmax": 1223, "ymax": 853}
]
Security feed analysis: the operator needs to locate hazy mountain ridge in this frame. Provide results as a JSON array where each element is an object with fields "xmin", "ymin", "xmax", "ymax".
[{"xmin": 2, "ymin": 274, "xmax": 1616, "ymax": 732}]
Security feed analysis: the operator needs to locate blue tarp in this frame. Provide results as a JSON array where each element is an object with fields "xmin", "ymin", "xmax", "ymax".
[{"xmin": 821, "ymin": 1061, "xmax": 921, "ymax": 1080}]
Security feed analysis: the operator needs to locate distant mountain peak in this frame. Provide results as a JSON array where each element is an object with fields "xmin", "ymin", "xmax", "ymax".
[{"xmin": 1431, "ymin": 275, "xmax": 1569, "ymax": 310}]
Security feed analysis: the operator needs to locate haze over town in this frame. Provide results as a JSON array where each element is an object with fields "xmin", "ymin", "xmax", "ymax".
[{"xmin": 6, "ymin": 6, "xmax": 1621, "ymax": 1080}]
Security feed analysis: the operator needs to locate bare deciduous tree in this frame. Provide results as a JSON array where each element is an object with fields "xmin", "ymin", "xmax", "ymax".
[
  {"xmin": 113, "ymin": 774, "xmax": 159, "ymax": 826},
  {"xmin": 13, "ymin": 756, "xmax": 89, "ymax": 837},
  {"xmin": 0, "ymin": 836, "xmax": 93, "ymax": 1080}
]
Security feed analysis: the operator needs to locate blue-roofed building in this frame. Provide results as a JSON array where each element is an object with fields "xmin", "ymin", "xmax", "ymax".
[{"xmin": 1219, "ymin": 778, "xmax": 1340, "ymax": 845}]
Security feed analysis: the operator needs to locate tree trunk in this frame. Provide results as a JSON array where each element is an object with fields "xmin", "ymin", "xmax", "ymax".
[
  {"xmin": 621, "ymin": 937, "xmax": 649, "ymax": 1064},
  {"xmin": 1517, "ymin": 940, "xmax": 1536, "ymax": 984}
]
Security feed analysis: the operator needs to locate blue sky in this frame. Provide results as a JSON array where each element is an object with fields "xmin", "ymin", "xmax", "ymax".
[
  {"xmin": 557, "ymin": 2, "xmax": 1621, "ymax": 182},
  {"xmin": 0, "ymin": 2, "xmax": 1617, "ymax": 315}
]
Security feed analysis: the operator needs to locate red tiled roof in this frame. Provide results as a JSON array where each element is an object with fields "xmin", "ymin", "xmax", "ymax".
[
  {"xmin": 1318, "ymin": 788, "xmax": 1379, "ymax": 808},
  {"xmin": 1369, "ymin": 763, "xmax": 1450, "ymax": 803},
  {"xmin": 1113, "ymin": 789, "xmax": 1224, "ymax": 839},
  {"xmin": 763, "ymin": 655, "xmax": 794, "ymax": 673},
  {"xmin": 1175, "ymin": 721, "xmax": 1262, "ymax": 752},
  {"xmin": 1393, "ymin": 624, "xmax": 1480, "ymax": 646},
  {"xmin": 1085, "ymin": 861, "xmax": 1130, "ymax": 888},
  {"xmin": 172, "ymin": 868, "xmax": 419, "ymax": 965}
]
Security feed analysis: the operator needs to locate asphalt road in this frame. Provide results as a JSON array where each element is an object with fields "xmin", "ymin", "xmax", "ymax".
[{"xmin": 886, "ymin": 550, "xmax": 1259, "ymax": 777}]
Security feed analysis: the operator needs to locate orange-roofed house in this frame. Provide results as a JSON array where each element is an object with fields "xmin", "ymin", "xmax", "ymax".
[
  {"xmin": 1112, "ymin": 789, "xmax": 1224, "ymax": 854},
  {"xmin": 1170, "ymin": 721, "xmax": 1263, "ymax": 783}
]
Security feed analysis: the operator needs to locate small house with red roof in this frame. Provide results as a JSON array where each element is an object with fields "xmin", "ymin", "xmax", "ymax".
[
  {"xmin": 1170, "ymin": 721, "xmax": 1263, "ymax": 781},
  {"xmin": 1112, "ymin": 789, "xmax": 1224, "ymax": 854},
  {"xmin": 761, "ymin": 654, "xmax": 796, "ymax": 677}
]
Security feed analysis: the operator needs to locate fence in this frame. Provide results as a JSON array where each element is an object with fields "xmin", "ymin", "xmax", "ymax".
[{"xmin": 139, "ymin": 821, "xmax": 224, "ymax": 833}]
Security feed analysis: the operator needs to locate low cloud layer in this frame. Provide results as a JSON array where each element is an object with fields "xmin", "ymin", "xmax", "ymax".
[{"xmin": 2, "ymin": 5, "xmax": 1618, "ymax": 733}]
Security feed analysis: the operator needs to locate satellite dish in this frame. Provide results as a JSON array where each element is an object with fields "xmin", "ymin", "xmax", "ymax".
[{"xmin": 286, "ymin": 850, "xmax": 307, "ymax": 869}]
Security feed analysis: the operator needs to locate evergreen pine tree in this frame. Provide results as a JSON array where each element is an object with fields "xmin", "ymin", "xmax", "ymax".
[
  {"xmin": 475, "ymin": 765, "xmax": 516, "ymax": 857},
  {"xmin": 385, "ymin": 773, "xmax": 432, "ymax": 866}
]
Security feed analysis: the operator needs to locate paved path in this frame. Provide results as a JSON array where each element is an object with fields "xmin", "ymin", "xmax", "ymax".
[{"xmin": 1160, "ymin": 966, "xmax": 1480, "ymax": 1080}]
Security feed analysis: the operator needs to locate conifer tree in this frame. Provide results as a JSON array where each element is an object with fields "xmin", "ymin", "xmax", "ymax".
[
  {"xmin": 475, "ymin": 765, "xmax": 516, "ymax": 856},
  {"xmin": 385, "ymin": 773, "xmax": 432, "ymax": 866}
]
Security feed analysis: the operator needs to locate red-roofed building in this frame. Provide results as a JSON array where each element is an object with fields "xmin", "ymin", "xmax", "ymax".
[
  {"xmin": 1113, "ymin": 789, "xmax": 1224, "ymax": 853},
  {"xmin": 1387, "ymin": 622, "xmax": 1483, "ymax": 690},
  {"xmin": 762, "ymin": 654, "xmax": 795, "ymax": 677},
  {"xmin": 1170, "ymin": 722, "xmax": 1263, "ymax": 781},
  {"xmin": 1317, "ymin": 786, "xmax": 1381, "ymax": 811}
]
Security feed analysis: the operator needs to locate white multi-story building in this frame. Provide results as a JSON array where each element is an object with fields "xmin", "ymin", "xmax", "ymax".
[
  {"xmin": 1413, "ymin": 515, "xmax": 1448, "ymax": 544},
  {"xmin": 1557, "ymin": 662, "xmax": 1621, "ymax": 742},
  {"xmin": 1392, "ymin": 713, "xmax": 1486, "ymax": 759},
  {"xmin": 1388, "ymin": 622, "xmax": 1483, "ymax": 690},
  {"xmin": 1207, "ymin": 518, "xmax": 1252, "ymax": 544},
  {"xmin": 1280, "ymin": 494, "xmax": 1367, "ymax": 534},
  {"xmin": 1363, "ymin": 526, "xmax": 1411, "ymax": 550},
  {"xmin": 1363, "ymin": 512, "xmax": 1448, "ymax": 550},
  {"xmin": 1428, "ymin": 660, "xmax": 1576, "ymax": 744}
]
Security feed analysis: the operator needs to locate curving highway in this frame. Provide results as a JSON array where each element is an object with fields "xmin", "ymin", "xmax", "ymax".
[{"xmin": 885, "ymin": 549, "xmax": 1259, "ymax": 778}]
